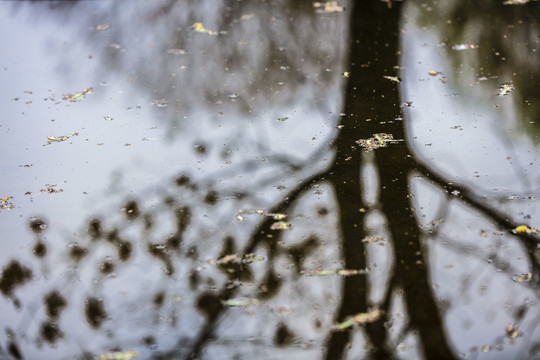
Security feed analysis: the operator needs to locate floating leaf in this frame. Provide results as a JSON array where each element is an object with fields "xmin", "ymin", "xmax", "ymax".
[
  {"xmin": 40, "ymin": 184, "xmax": 63, "ymax": 194},
  {"xmin": 277, "ymin": 117, "xmax": 288, "ymax": 121},
  {"xmin": 356, "ymin": 133, "xmax": 401, "ymax": 152},
  {"xmin": 45, "ymin": 132, "xmax": 79, "ymax": 145},
  {"xmin": 497, "ymin": 83, "xmax": 514, "ymax": 96},
  {"xmin": 237, "ymin": 209, "xmax": 287, "ymax": 220},
  {"xmin": 506, "ymin": 324, "xmax": 521, "ymax": 338},
  {"xmin": 514, "ymin": 225, "xmax": 537, "ymax": 234},
  {"xmin": 222, "ymin": 298, "xmax": 259, "ymax": 307},
  {"xmin": 401, "ymin": 101, "xmax": 413, "ymax": 108},
  {"xmin": 270, "ymin": 221, "xmax": 291, "ymax": 230},
  {"xmin": 335, "ymin": 309, "xmax": 381, "ymax": 330},
  {"xmin": 0, "ymin": 196, "xmax": 14, "ymax": 210},
  {"xmin": 309, "ymin": 269, "xmax": 367, "ymax": 276},
  {"xmin": 99, "ymin": 351, "xmax": 139, "ymax": 360},
  {"xmin": 63, "ymin": 88, "xmax": 93, "ymax": 102},
  {"xmin": 205, "ymin": 253, "xmax": 265, "ymax": 265},
  {"xmin": 313, "ymin": 1, "xmax": 345, "ymax": 13},
  {"xmin": 383, "ymin": 75, "xmax": 400, "ymax": 83},
  {"xmin": 512, "ymin": 273, "xmax": 532, "ymax": 283},
  {"xmin": 193, "ymin": 22, "xmax": 217, "ymax": 35}
]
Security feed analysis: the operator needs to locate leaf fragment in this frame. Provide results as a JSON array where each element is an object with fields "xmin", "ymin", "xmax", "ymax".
[
  {"xmin": 63, "ymin": 88, "xmax": 93, "ymax": 102},
  {"xmin": 356, "ymin": 133, "xmax": 400, "ymax": 151},
  {"xmin": 313, "ymin": 1, "xmax": 345, "ymax": 13},
  {"xmin": 237, "ymin": 209, "xmax": 287, "ymax": 220},
  {"xmin": 335, "ymin": 309, "xmax": 381, "ymax": 330},
  {"xmin": 0, "ymin": 196, "xmax": 14, "ymax": 210},
  {"xmin": 497, "ymin": 83, "xmax": 514, "ymax": 96},
  {"xmin": 99, "ymin": 351, "xmax": 139, "ymax": 360},
  {"xmin": 506, "ymin": 324, "xmax": 521, "ymax": 338},
  {"xmin": 309, "ymin": 269, "xmax": 367, "ymax": 276},
  {"xmin": 222, "ymin": 298, "xmax": 259, "ymax": 307},
  {"xmin": 383, "ymin": 75, "xmax": 400, "ymax": 83},
  {"xmin": 193, "ymin": 22, "xmax": 217, "ymax": 35},
  {"xmin": 512, "ymin": 273, "xmax": 532, "ymax": 283},
  {"xmin": 45, "ymin": 132, "xmax": 79, "ymax": 145},
  {"xmin": 270, "ymin": 221, "xmax": 291, "ymax": 230},
  {"xmin": 205, "ymin": 253, "xmax": 265, "ymax": 265},
  {"xmin": 40, "ymin": 184, "xmax": 64, "ymax": 194}
]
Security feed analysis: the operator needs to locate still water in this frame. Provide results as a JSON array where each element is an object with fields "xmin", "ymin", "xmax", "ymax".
[{"xmin": 1, "ymin": 1, "xmax": 539, "ymax": 359}]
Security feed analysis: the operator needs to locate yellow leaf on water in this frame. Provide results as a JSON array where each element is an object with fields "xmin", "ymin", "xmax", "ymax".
[
  {"xmin": 514, "ymin": 225, "xmax": 537, "ymax": 234},
  {"xmin": 99, "ymin": 350, "xmax": 139, "ymax": 360},
  {"xmin": 335, "ymin": 309, "xmax": 381, "ymax": 330},
  {"xmin": 193, "ymin": 22, "xmax": 217, "ymax": 35}
]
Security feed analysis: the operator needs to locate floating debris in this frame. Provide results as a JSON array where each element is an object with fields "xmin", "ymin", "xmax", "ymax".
[
  {"xmin": 205, "ymin": 253, "xmax": 265, "ymax": 266},
  {"xmin": 383, "ymin": 75, "xmax": 400, "ymax": 83},
  {"xmin": 166, "ymin": 48, "xmax": 186, "ymax": 55},
  {"xmin": 270, "ymin": 221, "xmax": 291, "ymax": 230},
  {"xmin": 308, "ymin": 269, "xmax": 367, "ymax": 276},
  {"xmin": 356, "ymin": 133, "xmax": 400, "ymax": 151},
  {"xmin": 503, "ymin": 0, "xmax": 531, "ymax": 4},
  {"xmin": 361, "ymin": 236, "xmax": 384, "ymax": 243},
  {"xmin": 99, "ymin": 351, "xmax": 139, "ymax": 360},
  {"xmin": 40, "ymin": 184, "xmax": 63, "ymax": 194},
  {"xmin": 104, "ymin": 116, "xmax": 113, "ymax": 121},
  {"xmin": 152, "ymin": 98, "xmax": 168, "ymax": 107},
  {"xmin": 335, "ymin": 309, "xmax": 381, "ymax": 330},
  {"xmin": 222, "ymin": 298, "xmax": 259, "ymax": 307},
  {"xmin": 452, "ymin": 44, "xmax": 478, "ymax": 51},
  {"xmin": 63, "ymin": 88, "xmax": 93, "ymax": 102},
  {"xmin": 313, "ymin": 1, "xmax": 345, "ymax": 13},
  {"xmin": 401, "ymin": 101, "xmax": 413, "ymax": 108},
  {"xmin": 45, "ymin": 132, "xmax": 79, "ymax": 145},
  {"xmin": 193, "ymin": 22, "xmax": 217, "ymax": 35},
  {"xmin": 342, "ymin": 71, "xmax": 350, "ymax": 77},
  {"xmin": 497, "ymin": 83, "xmax": 514, "ymax": 96},
  {"xmin": 513, "ymin": 225, "xmax": 537, "ymax": 234},
  {"xmin": 92, "ymin": 24, "xmax": 110, "ymax": 31},
  {"xmin": 428, "ymin": 70, "xmax": 441, "ymax": 76},
  {"xmin": 277, "ymin": 117, "xmax": 288, "ymax": 122},
  {"xmin": 237, "ymin": 209, "xmax": 287, "ymax": 220},
  {"xmin": 512, "ymin": 273, "xmax": 532, "ymax": 283},
  {"xmin": 506, "ymin": 325, "xmax": 521, "ymax": 338},
  {"xmin": 1, "ymin": 196, "xmax": 14, "ymax": 210}
]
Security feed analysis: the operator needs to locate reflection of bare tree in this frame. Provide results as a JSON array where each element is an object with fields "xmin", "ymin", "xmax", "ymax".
[
  {"xmin": 416, "ymin": 0, "xmax": 540, "ymax": 138},
  {"xmin": 2, "ymin": 1, "xmax": 540, "ymax": 359}
]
